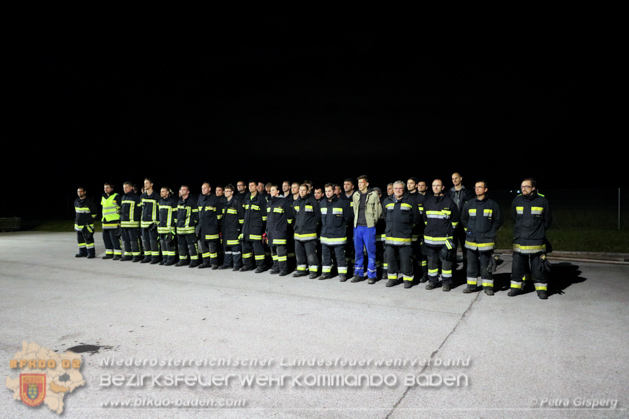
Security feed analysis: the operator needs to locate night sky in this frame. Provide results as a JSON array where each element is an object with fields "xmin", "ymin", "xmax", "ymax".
[{"xmin": 4, "ymin": 11, "xmax": 624, "ymax": 219}]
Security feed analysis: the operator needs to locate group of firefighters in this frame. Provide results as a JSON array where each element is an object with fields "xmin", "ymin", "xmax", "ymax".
[{"xmin": 73, "ymin": 173, "xmax": 552, "ymax": 299}]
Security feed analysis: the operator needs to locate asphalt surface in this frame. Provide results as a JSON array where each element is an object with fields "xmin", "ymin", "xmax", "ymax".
[{"xmin": 1, "ymin": 232, "xmax": 628, "ymax": 418}]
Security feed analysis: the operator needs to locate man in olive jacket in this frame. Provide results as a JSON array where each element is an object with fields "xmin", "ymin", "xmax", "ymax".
[{"xmin": 351, "ymin": 175, "xmax": 383, "ymax": 283}]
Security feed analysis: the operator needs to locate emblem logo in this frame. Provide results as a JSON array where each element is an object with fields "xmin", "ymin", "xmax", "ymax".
[{"xmin": 20, "ymin": 374, "xmax": 46, "ymax": 407}]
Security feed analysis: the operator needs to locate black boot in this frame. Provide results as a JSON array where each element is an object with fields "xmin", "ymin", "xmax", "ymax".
[{"xmin": 508, "ymin": 288, "xmax": 523, "ymax": 297}]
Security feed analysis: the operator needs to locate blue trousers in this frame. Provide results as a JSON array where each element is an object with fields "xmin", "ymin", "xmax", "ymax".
[{"xmin": 354, "ymin": 226, "xmax": 377, "ymax": 278}]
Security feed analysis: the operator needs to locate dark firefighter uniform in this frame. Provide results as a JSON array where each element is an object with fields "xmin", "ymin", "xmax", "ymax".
[
  {"xmin": 101, "ymin": 191, "xmax": 122, "ymax": 259},
  {"xmin": 241, "ymin": 192, "xmax": 268, "ymax": 272},
  {"xmin": 120, "ymin": 191, "xmax": 142, "ymax": 262},
  {"xmin": 292, "ymin": 194, "xmax": 321, "ymax": 278},
  {"xmin": 376, "ymin": 194, "xmax": 387, "ymax": 280},
  {"xmin": 157, "ymin": 193, "xmax": 178, "ymax": 266},
  {"xmin": 140, "ymin": 189, "xmax": 161, "ymax": 264},
  {"xmin": 220, "ymin": 196, "xmax": 245, "ymax": 270},
  {"xmin": 447, "ymin": 185, "xmax": 475, "ymax": 268},
  {"xmin": 320, "ymin": 195, "xmax": 353, "ymax": 281},
  {"xmin": 384, "ymin": 194, "xmax": 421, "ymax": 287},
  {"xmin": 510, "ymin": 191, "xmax": 552, "ymax": 298},
  {"xmin": 461, "ymin": 196, "xmax": 503, "ymax": 294},
  {"xmin": 197, "ymin": 193, "xmax": 223, "ymax": 269},
  {"xmin": 74, "ymin": 195, "xmax": 99, "ymax": 258},
  {"xmin": 408, "ymin": 192, "xmax": 428, "ymax": 282},
  {"xmin": 176, "ymin": 194, "xmax": 200, "ymax": 267},
  {"xmin": 266, "ymin": 195, "xmax": 295, "ymax": 276},
  {"xmin": 423, "ymin": 194, "xmax": 460, "ymax": 290}
]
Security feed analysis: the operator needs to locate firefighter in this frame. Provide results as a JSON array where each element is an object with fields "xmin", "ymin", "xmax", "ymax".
[
  {"xmin": 288, "ymin": 182, "xmax": 300, "ymax": 204},
  {"xmin": 334, "ymin": 184, "xmax": 343, "ymax": 198},
  {"xmin": 285, "ymin": 181, "xmax": 300, "ymax": 269},
  {"xmin": 460, "ymin": 181, "xmax": 503, "ymax": 295},
  {"xmin": 319, "ymin": 183, "xmax": 353, "ymax": 281},
  {"xmin": 341, "ymin": 178, "xmax": 355, "ymax": 201},
  {"xmin": 120, "ymin": 181, "xmax": 142, "ymax": 262},
  {"xmin": 175, "ymin": 185, "xmax": 200, "ymax": 267},
  {"xmin": 509, "ymin": 178, "xmax": 553, "ymax": 299},
  {"xmin": 101, "ymin": 182, "xmax": 122, "ymax": 260},
  {"xmin": 374, "ymin": 187, "xmax": 387, "ymax": 281},
  {"xmin": 215, "ymin": 185, "xmax": 227, "ymax": 206},
  {"xmin": 219, "ymin": 184, "xmax": 245, "ymax": 271},
  {"xmin": 383, "ymin": 181, "xmax": 421, "ymax": 288},
  {"xmin": 408, "ymin": 178, "xmax": 428, "ymax": 283},
  {"xmin": 417, "ymin": 180, "xmax": 428, "ymax": 196},
  {"xmin": 386, "ymin": 183, "xmax": 394, "ymax": 197},
  {"xmin": 447, "ymin": 172, "xmax": 475, "ymax": 269},
  {"xmin": 292, "ymin": 183, "xmax": 321, "ymax": 278},
  {"xmin": 351, "ymin": 175, "xmax": 383, "ymax": 283},
  {"xmin": 140, "ymin": 178, "xmax": 161, "ymax": 264},
  {"xmin": 235, "ymin": 181, "xmax": 248, "ymax": 203},
  {"xmin": 157, "ymin": 186, "xmax": 178, "ymax": 266},
  {"xmin": 266, "ymin": 184, "xmax": 294, "ymax": 276},
  {"xmin": 313, "ymin": 187, "xmax": 324, "ymax": 203},
  {"xmin": 282, "ymin": 181, "xmax": 291, "ymax": 198},
  {"xmin": 74, "ymin": 187, "xmax": 98, "ymax": 258},
  {"xmin": 241, "ymin": 180, "xmax": 268, "ymax": 273},
  {"xmin": 423, "ymin": 179, "xmax": 460, "ymax": 291},
  {"xmin": 197, "ymin": 182, "xmax": 223, "ymax": 269}
]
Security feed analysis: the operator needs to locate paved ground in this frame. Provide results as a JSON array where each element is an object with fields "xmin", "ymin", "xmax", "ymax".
[{"xmin": 1, "ymin": 232, "xmax": 628, "ymax": 418}]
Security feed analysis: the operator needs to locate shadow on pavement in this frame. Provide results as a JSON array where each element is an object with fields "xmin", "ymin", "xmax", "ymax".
[
  {"xmin": 549, "ymin": 262, "xmax": 586, "ymax": 296},
  {"xmin": 491, "ymin": 262, "xmax": 586, "ymax": 296}
]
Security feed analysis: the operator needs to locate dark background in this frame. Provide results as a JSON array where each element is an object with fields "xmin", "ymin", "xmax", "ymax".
[{"xmin": 3, "ymin": 10, "xmax": 624, "ymax": 220}]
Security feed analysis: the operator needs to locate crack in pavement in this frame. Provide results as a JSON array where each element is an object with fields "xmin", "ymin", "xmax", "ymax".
[{"xmin": 384, "ymin": 261, "xmax": 512, "ymax": 419}]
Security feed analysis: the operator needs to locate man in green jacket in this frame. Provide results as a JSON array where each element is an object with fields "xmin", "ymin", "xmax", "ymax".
[{"xmin": 351, "ymin": 175, "xmax": 383, "ymax": 284}]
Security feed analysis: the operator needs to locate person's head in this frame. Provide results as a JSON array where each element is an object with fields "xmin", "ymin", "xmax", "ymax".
[
  {"xmin": 325, "ymin": 183, "xmax": 335, "ymax": 199},
  {"xmin": 282, "ymin": 181, "xmax": 291, "ymax": 193},
  {"xmin": 248, "ymin": 181, "xmax": 257, "ymax": 194},
  {"xmin": 237, "ymin": 181, "xmax": 246, "ymax": 193},
  {"xmin": 417, "ymin": 181, "xmax": 427, "ymax": 193},
  {"xmin": 393, "ymin": 180, "xmax": 405, "ymax": 199},
  {"xmin": 224, "ymin": 184, "xmax": 234, "ymax": 199},
  {"xmin": 201, "ymin": 182, "xmax": 211, "ymax": 195},
  {"xmin": 269, "ymin": 184, "xmax": 279, "ymax": 197},
  {"xmin": 357, "ymin": 175, "xmax": 369, "ymax": 193},
  {"xmin": 334, "ymin": 185, "xmax": 342, "ymax": 197},
  {"xmin": 299, "ymin": 184, "xmax": 308, "ymax": 198},
  {"xmin": 77, "ymin": 187, "xmax": 86, "ymax": 199},
  {"xmin": 291, "ymin": 182, "xmax": 300, "ymax": 195},
  {"xmin": 386, "ymin": 183, "xmax": 394, "ymax": 196},
  {"xmin": 432, "ymin": 179, "xmax": 444, "ymax": 196},
  {"xmin": 123, "ymin": 182, "xmax": 133, "ymax": 194},
  {"xmin": 180, "ymin": 185, "xmax": 190, "ymax": 199},
  {"xmin": 407, "ymin": 177, "xmax": 418, "ymax": 193},
  {"xmin": 314, "ymin": 187, "xmax": 323, "ymax": 200},
  {"xmin": 303, "ymin": 180, "xmax": 313, "ymax": 192},
  {"xmin": 265, "ymin": 182, "xmax": 273, "ymax": 193},
  {"xmin": 343, "ymin": 178, "xmax": 354, "ymax": 193},
  {"xmin": 521, "ymin": 178, "xmax": 537, "ymax": 196},
  {"xmin": 215, "ymin": 186, "xmax": 224, "ymax": 197},
  {"xmin": 104, "ymin": 183, "xmax": 114, "ymax": 195},
  {"xmin": 160, "ymin": 187, "xmax": 171, "ymax": 199},
  {"xmin": 257, "ymin": 182, "xmax": 265, "ymax": 194},
  {"xmin": 144, "ymin": 178, "xmax": 154, "ymax": 192},
  {"xmin": 474, "ymin": 181, "xmax": 488, "ymax": 200},
  {"xmin": 373, "ymin": 187, "xmax": 382, "ymax": 198},
  {"xmin": 452, "ymin": 172, "xmax": 463, "ymax": 187}
]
